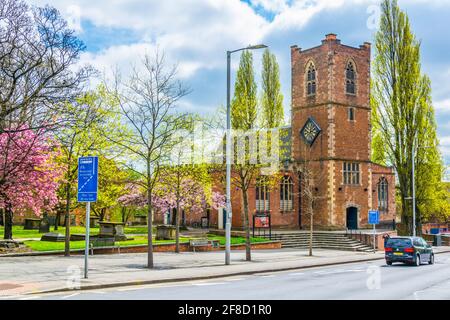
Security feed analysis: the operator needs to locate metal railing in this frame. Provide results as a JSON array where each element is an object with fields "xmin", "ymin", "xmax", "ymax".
[{"xmin": 345, "ymin": 229, "xmax": 377, "ymax": 250}]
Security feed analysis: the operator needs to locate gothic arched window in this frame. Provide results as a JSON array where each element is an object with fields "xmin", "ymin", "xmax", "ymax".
[
  {"xmin": 280, "ymin": 176, "xmax": 294, "ymax": 211},
  {"xmin": 256, "ymin": 176, "xmax": 270, "ymax": 213},
  {"xmin": 346, "ymin": 62, "xmax": 356, "ymax": 95},
  {"xmin": 377, "ymin": 178, "xmax": 388, "ymax": 212},
  {"xmin": 306, "ymin": 63, "xmax": 317, "ymax": 96}
]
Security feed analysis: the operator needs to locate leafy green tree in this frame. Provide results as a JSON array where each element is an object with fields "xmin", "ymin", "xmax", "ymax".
[
  {"xmin": 92, "ymin": 156, "xmax": 129, "ymax": 222},
  {"xmin": 261, "ymin": 49, "xmax": 284, "ymax": 128},
  {"xmin": 232, "ymin": 51, "xmax": 258, "ymax": 131},
  {"xmin": 370, "ymin": 95, "xmax": 386, "ymax": 166},
  {"xmin": 55, "ymin": 87, "xmax": 119, "ymax": 256},
  {"xmin": 371, "ymin": 0, "xmax": 449, "ymax": 235}
]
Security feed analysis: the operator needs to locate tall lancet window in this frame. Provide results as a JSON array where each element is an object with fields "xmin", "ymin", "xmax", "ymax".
[
  {"xmin": 306, "ymin": 63, "xmax": 317, "ymax": 96},
  {"xmin": 256, "ymin": 176, "xmax": 270, "ymax": 213},
  {"xmin": 346, "ymin": 62, "xmax": 356, "ymax": 94},
  {"xmin": 378, "ymin": 178, "xmax": 388, "ymax": 212}
]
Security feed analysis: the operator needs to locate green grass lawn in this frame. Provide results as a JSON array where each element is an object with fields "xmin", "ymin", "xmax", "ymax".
[
  {"xmin": 24, "ymin": 236, "xmax": 191, "ymax": 252},
  {"xmin": 207, "ymin": 234, "xmax": 269, "ymax": 245},
  {"xmin": 0, "ymin": 225, "xmax": 151, "ymax": 239}
]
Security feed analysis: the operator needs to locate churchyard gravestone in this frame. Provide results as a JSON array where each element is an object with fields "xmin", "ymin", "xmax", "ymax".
[
  {"xmin": 39, "ymin": 213, "xmax": 50, "ymax": 233},
  {"xmin": 40, "ymin": 232, "xmax": 66, "ymax": 242},
  {"xmin": 24, "ymin": 218, "xmax": 41, "ymax": 230},
  {"xmin": 133, "ymin": 215, "xmax": 147, "ymax": 225},
  {"xmin": 156, "ymin": 224, "xmax": 176, "ymax": 240},
  {"xmin": 90, "ymin": 216, "xmax": 99, "ymax": 227},
  {"xmin": 98, "ymin": 221, "xmax": 129, "ymax": 241}
]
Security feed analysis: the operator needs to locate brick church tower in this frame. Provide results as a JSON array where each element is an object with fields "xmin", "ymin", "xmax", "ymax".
[{"xmin": 291, "ymin": 34, "xmax": 375, "ymax": 229}]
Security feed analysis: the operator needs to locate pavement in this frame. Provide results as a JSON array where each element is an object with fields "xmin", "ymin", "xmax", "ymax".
[{"xmin": 1, "ymin": 247, "xmax": 450, "ymax": 298}]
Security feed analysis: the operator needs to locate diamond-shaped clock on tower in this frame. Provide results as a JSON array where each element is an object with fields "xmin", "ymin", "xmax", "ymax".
[{"xmin": 300, "ymin": 117, "xmax": 321, "ymax": 146}]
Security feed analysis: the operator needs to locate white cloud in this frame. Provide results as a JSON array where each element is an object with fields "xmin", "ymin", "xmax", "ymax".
[
  {"xmin": 439, "ymin": 137, "xmax": 450, "ymax": 163},
  {"xmin": 441, "ymin": 146, "xmax": 450, "ymax": 163},
  {"xmin": 79, "ymin": 42, "xmax": 155, "ymax": 77},
  {"xmin": 30, "ymin": 0, "xmax": 270, "ymax": 82},
  {"xmin": 29, "ymin": 0, "xmax": 374, "ymax": 78},
  {"xmin": 440, "ymin": 136, "xmax": 450, "ymax": 146},
  {"xmin": 250, "ymin": 0, "xmax": 289, "ymax": 13},
  {"xmin": 435, "ymin": 99, "xmax": 450, "ymax": 114}
]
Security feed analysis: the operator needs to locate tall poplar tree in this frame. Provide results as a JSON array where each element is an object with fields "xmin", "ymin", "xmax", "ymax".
[
  {"xmin": 371, "ymin": 0, "xmax": 449, "ymax": 235},
  {"xmin": 261, "ymin": 49, "xmax": 284, "ymax": 128}
]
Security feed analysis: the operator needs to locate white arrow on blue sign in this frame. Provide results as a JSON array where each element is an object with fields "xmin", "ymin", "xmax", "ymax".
[
  {"xmin": 77, "ymin": 156, "xmax": 99, "ymax": 203},
  {"xmin": 368, "ymin": 210, "xmax": 379, "ymax": 225}
]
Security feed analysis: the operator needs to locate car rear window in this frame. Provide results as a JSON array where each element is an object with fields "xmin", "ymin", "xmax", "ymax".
[{"xmin": 386, "ymin": 238, "xmax": 412, "ymax": 248}]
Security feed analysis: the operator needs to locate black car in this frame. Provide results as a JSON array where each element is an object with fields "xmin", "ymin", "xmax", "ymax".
[{"xmin": 385, "ymin": 236, "xmax": 434, "ymax": 266}]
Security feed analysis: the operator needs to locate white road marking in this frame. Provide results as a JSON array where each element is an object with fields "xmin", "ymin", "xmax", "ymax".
[
  {"xmin": 61, "ymin": 292, "xmax": 80, "ymax": 299},
  {"xmin": 225, "ymin": 278, "xmax": 246, "ymax": 281},
  {"xmin": 193, "ymin": 282, "xmax": 226, "ymax": 286},
  {"xmin": 116, "ymin": 283, "xmax": 187, "ymax": 291},
  {"xmin": 314, "ymin": 268, "xmax": 364, "ymax": 275},
  {"xmin": 117, "ymin": 287, "xmax": 143, "ymax": 292},
  {"xmin": 288, "ymin": 272, "xmax": 305, "ymax": 276},
  {"xmin": 260, "ymin": 275, "xmax": 275, "ymax": 278}
]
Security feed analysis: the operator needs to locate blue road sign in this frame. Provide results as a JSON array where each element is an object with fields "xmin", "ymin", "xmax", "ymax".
[
  {"xmin": 77, "ymin": 156, "xmax": 99, "ymax": 202},
  {"xmin": 368, "ymin": 210, "xmax": 379, "ymax": 225}
]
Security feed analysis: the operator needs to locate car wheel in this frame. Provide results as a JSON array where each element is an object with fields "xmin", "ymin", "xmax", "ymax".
[
  {"xmin": 429, "ymin": 254, "xmax": 434, "ymax": 265},
  {"xmin": 386, "ymin": 261, "xmax": 392, "ymax": 266},
  {"xmin": 414, "ymin": 254, "xmax": 421, "ymax": 266}
]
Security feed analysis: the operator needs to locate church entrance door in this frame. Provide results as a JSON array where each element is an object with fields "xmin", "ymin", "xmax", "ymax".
[{"xmin": 346, "ymin": 207, "xmax": 358, "ymax": 230}]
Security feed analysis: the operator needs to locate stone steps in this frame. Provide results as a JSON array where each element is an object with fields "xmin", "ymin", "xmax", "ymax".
[{"xmin": 261, "ymin": 232, "xmax": 375, "ymax": 252}]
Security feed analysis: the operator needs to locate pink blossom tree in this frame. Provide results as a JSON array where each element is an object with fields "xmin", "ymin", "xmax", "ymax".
[
  {"xmin": 118, "ymin": 177, "xmax": 225, "ymax": 251},
  {"xmin": 153, "ymin": 175, "xmax": 226, "ymax": 252},
  {"xmin": 118, "ymin": 183, "xmax": 147, "ymax": 223},
  {"xmin": 0, "ymin": 128, "xmax": 62, "ymax": 239}
]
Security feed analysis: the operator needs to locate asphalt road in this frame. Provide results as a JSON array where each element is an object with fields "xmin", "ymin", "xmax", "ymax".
[{"xmin": 12, "ymin": 252, "xmax": 450, "ymax": 300}]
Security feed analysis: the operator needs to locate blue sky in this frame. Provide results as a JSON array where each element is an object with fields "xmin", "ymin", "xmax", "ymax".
[{"xmin": 29, "ymin": 0, "xmax": 450, "ymax": 168}]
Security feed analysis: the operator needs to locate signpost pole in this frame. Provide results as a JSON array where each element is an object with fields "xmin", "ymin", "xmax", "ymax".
[
  {"xmin": 84, "ymin": 202, "xmax": 90, "ymax": 279},
  {"xmin": 78, "ymin": 156, "xmax": 98, "ymax": 280},
  {"xmin": 373, "ymin": 222, "xmax": 376, "ymax": 252},
  {"xmin": 369, "ymin": 210, "xmax": 379, "ymax": 253}
]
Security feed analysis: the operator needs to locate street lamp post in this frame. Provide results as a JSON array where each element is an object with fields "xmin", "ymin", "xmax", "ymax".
[{"xmin": 225, "ymin": 44, "xmax": 267, "ymax": 265}]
